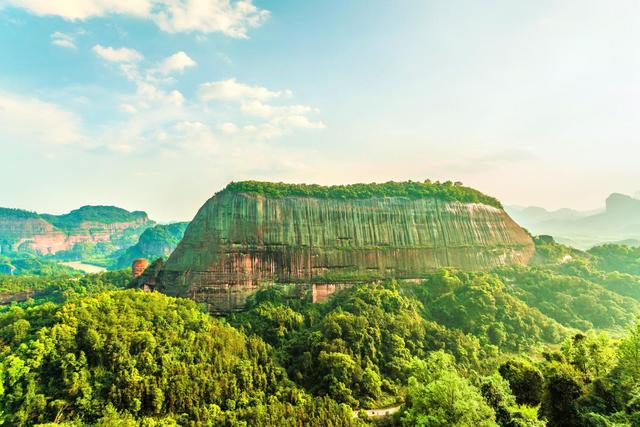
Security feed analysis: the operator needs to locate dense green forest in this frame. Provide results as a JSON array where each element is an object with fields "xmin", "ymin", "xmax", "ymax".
[
  {"xmin": 1, "ymin": 240, "xmax": 640, "ymax": 425},
  {"xmin": 221, "ymin": 180, "xmax": 503, "ymax": 208}
]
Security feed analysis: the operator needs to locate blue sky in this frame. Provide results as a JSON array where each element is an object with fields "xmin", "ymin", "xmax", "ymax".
[{"xmin": 1, "ymin": 0, "xmax": 639, "ymax": 221}]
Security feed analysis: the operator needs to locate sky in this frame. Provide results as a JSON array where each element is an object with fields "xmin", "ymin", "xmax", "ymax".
[{"xmin": 0, "ymin": 0, "xmax": 639, "ymax": 221}]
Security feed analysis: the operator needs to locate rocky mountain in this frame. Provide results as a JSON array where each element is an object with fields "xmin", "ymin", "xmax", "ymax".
[
  {"xmin": 508, "ymin": 193, "xmax": 640, "ymax": 249},
  {"xmin": 0, "ymin": 205, "xmax": 154, "ymax": 262},
  {"xmin": 153, "ymin": 181, "xmax": 534, "ymax": 312},
  {"xmin": 114, "ymin": 222, "xmax": 189, "ymax": 268}
]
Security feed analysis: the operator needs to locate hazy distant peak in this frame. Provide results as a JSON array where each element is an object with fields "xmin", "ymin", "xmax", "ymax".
[{"xmin": 606, "ymin": 193, "xmax": 640, "ymax": 215}]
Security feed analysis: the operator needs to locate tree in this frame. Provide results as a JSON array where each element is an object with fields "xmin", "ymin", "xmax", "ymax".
[
  {"xmin": 499, "ymin": 359, "xmax": 544, "ymax": 406},
  {"xmin": 540, "ymin": 362, "xmax": 584, "ymax": 427},
  {"xmin": 402, "ymin": 351, "xmax": 498, "ymax": 427},
  {"xmin": 618, "ymin": 322, "xmax": 640, "ymax": 385}
]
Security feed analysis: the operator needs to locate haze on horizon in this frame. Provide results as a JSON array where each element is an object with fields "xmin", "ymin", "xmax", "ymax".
[{"xmin": 0, "ymin": 0, "xmax": 638, "ymax": 222}]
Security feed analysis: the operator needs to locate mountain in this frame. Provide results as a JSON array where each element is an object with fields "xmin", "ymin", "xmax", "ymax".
[
  {"xmin": 0, "ymin": 205, "xmax": 154, "ymax": 264},
  {"xmin": 152, "ymin": 180, "xmax": 534, "ymax": 312},
  {"xmin": 506, "ymin": 206, "xmax": 594, "ymax": 229},
  {"xmin": 114, "ymin": 222, "xmax": 189, "ymax": 268},
  {"xmin": 508, "ymin": 193, "xmax": 640, "ymax": 249}
]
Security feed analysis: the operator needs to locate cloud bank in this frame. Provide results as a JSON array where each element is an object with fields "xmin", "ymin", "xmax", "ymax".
[{"xmin": 4, "ymin": 0, "xmax": 269, "ymax": 38}]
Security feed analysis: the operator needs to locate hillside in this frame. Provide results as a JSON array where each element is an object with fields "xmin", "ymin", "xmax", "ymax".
[
  {"xmin": 0, "ymin": 205, "xmax": 154, "ymax": 263},
  {"xmin": 155, "ymin": 180, "xmax": 534, "ymax": 312},
  {"xmin": 114, "ymin": 222, "xmax": 189, "ymax": 268}
]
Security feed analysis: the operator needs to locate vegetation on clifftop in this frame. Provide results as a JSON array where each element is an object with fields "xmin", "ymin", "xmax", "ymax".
[
  {"xmin": 221, "ymin": 180, "xmax": 503, "ymax": 208},
  {"xmin": 0, "ymin": 207, "xmax": 40, "ymax": 220},
  {"xmin": 41, "ymin": 205, "xmax": 149, "ymax": 228}
]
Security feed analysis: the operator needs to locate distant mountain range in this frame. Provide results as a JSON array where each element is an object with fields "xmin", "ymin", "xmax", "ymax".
[
  {"xmin": 507, "ymin": 193, "xmax": 640, "ymax": 249},
  {"xmin": 0, "ymin": 205, "xmax": 189, "ymax": 272}
]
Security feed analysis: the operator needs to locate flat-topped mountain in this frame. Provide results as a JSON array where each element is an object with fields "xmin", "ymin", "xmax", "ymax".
[
  {"xmin": 0, "ymin": 205, "xmax": 154, "ymax": 259},
  {"xmin": 154, "ymin": 180, "xmax": 535, "ymax": 312}
]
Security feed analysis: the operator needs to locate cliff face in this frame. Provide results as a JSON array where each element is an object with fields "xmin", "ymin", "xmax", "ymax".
[
  {"xmin": 0, "ymin": 206, "xmax": 153, "ymax": 257},
  {"xmin": 157, "ymin": 189, "xmax": 534, "ymax": 312}
]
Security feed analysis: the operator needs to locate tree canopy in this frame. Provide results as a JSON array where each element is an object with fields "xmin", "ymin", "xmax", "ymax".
[{"xmin": 220, "ymin": 180, "xmax": 503, "ymax": 208}]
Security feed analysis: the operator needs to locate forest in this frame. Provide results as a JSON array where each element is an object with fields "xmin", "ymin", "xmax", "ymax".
[{"xmin": 0, "ymin": 240, "xmax": 640, "ymax": 426}]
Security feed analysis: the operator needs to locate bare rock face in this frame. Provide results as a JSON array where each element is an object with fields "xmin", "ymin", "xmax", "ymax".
[
  {"xmin": 157, "ymin": 183, "xmax": 535, "ymax": 312},
  {"xmin": 132, "ymin": 258, "xmax": 150, "ymax": 279}
]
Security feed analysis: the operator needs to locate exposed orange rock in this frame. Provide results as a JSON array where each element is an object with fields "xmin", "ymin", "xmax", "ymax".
[{"xmin": 132, "ymin": 258, "xmax": 149, "ymax": 279}]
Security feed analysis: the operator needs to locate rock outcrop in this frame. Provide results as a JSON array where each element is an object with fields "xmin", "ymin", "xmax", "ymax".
[{"xmin": 156, "ymin": 181, "xmax": 535, "ymax": 312}]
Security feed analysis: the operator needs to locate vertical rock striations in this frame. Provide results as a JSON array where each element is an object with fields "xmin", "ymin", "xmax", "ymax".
[{"xmin": 157, "ymin": 182, "xmax": 535, "ymax": 312}]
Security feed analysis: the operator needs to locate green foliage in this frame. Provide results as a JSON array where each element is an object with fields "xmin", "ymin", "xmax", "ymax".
[
  {"xmin": 0, "ymin": 290, "xmax": 362, "ymax": 426},
  {"xmin": 532, "ymin": 235, "xmax": 590, "ymax": 265},
  {"xmin": 540, "ymin": 361, "xmax": 585, "ymax": 427},
  {"xmin": 498, "ymin": 359, "xmax": 545, "ymax": 406},
  {"xmin": 0, "ymin": 270, "xmax": 131, "ymax": 310},
  {"xmin": 588, "ymin": 244, "xmax": 640, "ymax": 276},
  {"xmin": 41, "ymin": 205, "xmax": 149, "ymax": 229},
  {"xmin": 221, "ymin": 179, "xmax": 504, "ymax": 208},
  {"xmin": 402, "ymin": 351, "xmax": 498, "ymax": 427},
  {"xmin": 231, "ymin": 281, "xmax": 485, "ymax": 408},
  {"xmin": 495, "ymin": 265, "xmax": 640, "ymax": 331},
  {"xmin": 532, "ymin": 330, "xmax": 640, "ymax": 427},
  {"xmin": 0, "ymin": 207, "xmax": 40, "ymax": 219},
  {"xmin": 479, "ymin": 374, "xmax": 544, "ymax": 427},
  {"xmin": 4, "ymin": 227, "xmax": 640, "ymax": 426},
  {"xmin": 408, "ymin": 269, "xmax": 567, "ymax": 351},
  {"xmin": 0, "ymin": 254, "xmax": 77, "ymax": 276},
  {"xmin": 617, "ymin": 323, "xmax": 640, "ymax": 386}
]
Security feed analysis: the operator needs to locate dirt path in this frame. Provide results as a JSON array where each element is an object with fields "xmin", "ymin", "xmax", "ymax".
[{"xmin": 354, "ymin": 404, "xmax": 402, "ymax": 418}]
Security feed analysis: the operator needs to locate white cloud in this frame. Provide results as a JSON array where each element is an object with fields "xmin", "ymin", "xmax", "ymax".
[
  {"xmin": 50, "ymin": 31, "xmax": 76, "ymax": 49},
  {"xmin": 198, "ymin": 78, "xmax": 282, "ymax": 102},
  {"xmin": 220, "ymin": 122, "xmax": 238, "ymax": 134},
  {"xmin": 0, "ymin": 91, "xmax": 85, "ymax": 146},
  {"xmin": 5, "ymin": 0, "xmax": 268, "ymax": 38},
  {"xmin": 151, "ymin": 0, "xmax": 269, "ymax": 38},
  {"xmin": 135, "ymin": 82, "xmax": 185, "ymax": 107},
  {"xmin": 198, "ymin": 79, "xmax": 325, "ymax": 140},
  {"xmin": 274, "ymin": 114, "xmax": 325, "ymax": 130},
  {"xmin": 240, "ymin": 100, "xmax": 312, "ymax": 118},
  {"xmin": 93, "ymin": 44, "xmax": 143, "ymax": 62},
  {"xmin": 4, "ymin": 0, "xmax": 151, "ymax": 20},
  {"xmin": 157, "ymin": 51, "xmax": 196, "ymax": 75}
]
